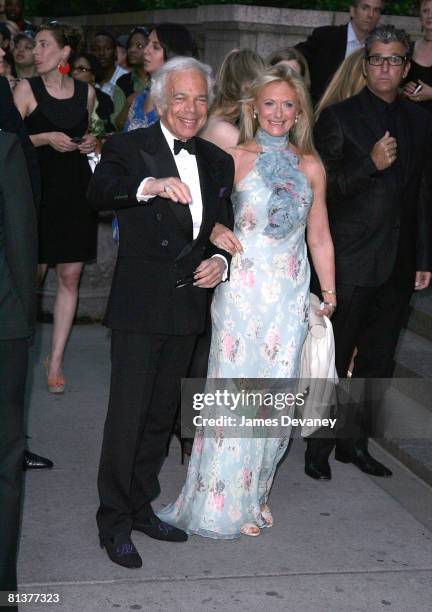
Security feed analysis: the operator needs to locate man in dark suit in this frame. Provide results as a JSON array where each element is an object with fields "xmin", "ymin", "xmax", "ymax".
[
  {"xmin": 0, "ymin": 74, "xmax": 52, "ymax": 471},
  {"xmin": 0, "ymin": 131, "xmax": 37, "ymax": 608},
  {"xmin": 307, "ymin": 25, "xmax": 432, "ymax": 480},
  {"xmin": 88, "ymin": 57, "xmax": 234, "ymax": 568},
  {"xmin": 296, "ymin": 0, "xmax": 383, "ymax": 103}
]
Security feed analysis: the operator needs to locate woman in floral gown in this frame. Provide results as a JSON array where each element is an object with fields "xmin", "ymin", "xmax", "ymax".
[{"xmin": 158, "ymin": 65, "xmax": 336, "ymax": 538}]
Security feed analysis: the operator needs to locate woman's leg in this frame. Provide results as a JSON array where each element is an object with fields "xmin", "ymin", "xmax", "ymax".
[
  {"xmin": 47, "ymin": 262, "xmax": 83, "ymax": 379},
  {"xmin": 38, "ymin": 263, "xmax": 48, "ymax": 287}
]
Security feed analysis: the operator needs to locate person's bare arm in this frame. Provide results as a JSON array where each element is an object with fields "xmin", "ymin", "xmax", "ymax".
[
  {"xmin": 13, "ymin": 79, "xmax": 78, "ymax": 151},
  {"xmin": 304, "ymin": 155, "xmax": 336, "ymax": 317}
]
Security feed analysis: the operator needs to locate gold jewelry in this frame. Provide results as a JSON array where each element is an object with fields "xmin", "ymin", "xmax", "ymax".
[{"xmin": 321, "ymin": 289, "xmax": 336, "ymax": 295}]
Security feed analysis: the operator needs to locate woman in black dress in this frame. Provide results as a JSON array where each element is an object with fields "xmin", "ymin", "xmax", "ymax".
[
  {"xmin": 403, "ymin": 0, "xmax": 432, "ymax": 112},
  {"xmin": 14, "ymin": 22, "xmax": 97, "ymax": 393}
]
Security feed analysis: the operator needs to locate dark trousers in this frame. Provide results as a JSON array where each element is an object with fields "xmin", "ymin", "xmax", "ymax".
[
  {"xmin": 331, "ymin": 277, "xmax": 412, "ymax": 444},
  {"xmin": 0, "ymin": 339, "xmax": 27, "ymax": 596},
  {"xmin": 97, "ymin": 330, "xmax": 196, "ymax": 539}
]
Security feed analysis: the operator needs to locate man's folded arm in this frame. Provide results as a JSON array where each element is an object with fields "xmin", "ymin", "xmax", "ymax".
[
  {"xmin": 205, "ymin": 155, "xmax": 235, "ymax": 274},
  {"xmin": 87, "ymin": 137, "xmax": 147, "ymax": 212},
  {"xmin": 314, "ymin": 106, "xmax": 377, "ymax": 202}
]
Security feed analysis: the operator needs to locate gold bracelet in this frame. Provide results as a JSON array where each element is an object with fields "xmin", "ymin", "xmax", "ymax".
[{"xmin": 321, "ymin": 289, "xmax": 337, "ymax": 295}]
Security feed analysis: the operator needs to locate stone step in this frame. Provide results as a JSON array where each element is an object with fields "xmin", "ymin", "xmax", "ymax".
[
  {"xmin": 393, "ymin": 327, "xmax": 432, "ymax": 410},
  {"xmin": 407, "ymin": 287, "xmax": 432, "ymax": 341},
  {"xmin": 377, "ymin": 327, "xmax": 432, "ymax": 485}
]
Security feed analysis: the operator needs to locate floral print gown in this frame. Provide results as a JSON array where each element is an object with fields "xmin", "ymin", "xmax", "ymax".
[{"xmin": 157, "ymin": 129, "xmax": 313, "ymax": 538}]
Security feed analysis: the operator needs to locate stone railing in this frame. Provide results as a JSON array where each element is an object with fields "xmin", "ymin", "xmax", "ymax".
[{"xmin": 36, "ymin": 5, "xmax": 420, "ymax": 319}]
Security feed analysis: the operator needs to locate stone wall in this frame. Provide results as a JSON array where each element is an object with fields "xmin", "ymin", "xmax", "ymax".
[
  {"xmin": 37, "ymin": 5, "xmax": 420, "ymax": 319},
  {"xmin": 39, "ymin": 4, "xmax": 420, "ymax": 71}
]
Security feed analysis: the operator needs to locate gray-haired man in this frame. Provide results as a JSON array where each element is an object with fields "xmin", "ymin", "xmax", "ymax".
[
  {"xmin": 308, "ymin": 25, "xmax": 432, "ymax": 479},
  {"xmin": 88, "ymin": 57, "xmax": 234, "ymax": 568}
]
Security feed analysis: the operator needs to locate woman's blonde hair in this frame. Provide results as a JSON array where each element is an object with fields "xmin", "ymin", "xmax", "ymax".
[
  {"xmin": 239, "ymin": 64, "xmax": 316, "ymax": 156},
  {"xmin": 212, "ymin": 48, "xmax": 265, "ymax": 123},
  {"xmin": 267, "ymin": 47, "xmax": 311, "ymax": 90},
  {"xmin": 315, "ymin": 48, "xmax": 365, "ymax": 119}
]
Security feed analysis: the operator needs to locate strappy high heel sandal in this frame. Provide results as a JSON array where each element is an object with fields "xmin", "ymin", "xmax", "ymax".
[
  {"xmin": 44, "ymin": 356, "xmax": 66, "ymax": 394},
  {"xmin": 260, "ymin": 503, "xmax": 273, "ymax": 527},
  {"xmin": 240, "ymin": 523, "xmax": 260, "ymax": 537}
]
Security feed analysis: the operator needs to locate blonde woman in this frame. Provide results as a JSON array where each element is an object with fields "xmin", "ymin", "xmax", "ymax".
[
  {"xmin": 315, "ymin": 48, "xmax": 365, "ymax": 118},
  {"xmin": 200, "ymin": 48, "xmax": 265, "ymax": 150},
  {"xmin": 158, "ymin": 65, "xmax": 335, "ymax": 539}
]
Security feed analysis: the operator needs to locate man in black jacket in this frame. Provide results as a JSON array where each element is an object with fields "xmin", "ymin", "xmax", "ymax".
[
  {"xmin": 0, "ymin": 131, "xmax": 37, "ymax": 607},
  {"xmin": 88, "ymin": 57, "xmax": 234, "ymax": 568},
  {"xmin": 307, "ymin": 25, "xmax": 432, "ymax": 480},
  {"xmin": 0, "ymin": 75, "xmax": 52, "ymax": 471},
  {"xmin": 296, "ymin": 0, "xmax": 383, "ymax": 103}
]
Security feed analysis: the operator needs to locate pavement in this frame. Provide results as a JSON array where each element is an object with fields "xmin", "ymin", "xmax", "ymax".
[{"xmin": 17, "ymin": 323, "xmax": 432, "ymax": 612}]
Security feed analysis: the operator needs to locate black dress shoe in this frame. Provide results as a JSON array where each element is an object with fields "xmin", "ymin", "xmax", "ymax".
[
  {"xmin": 100, "ymin": 533, "xmax": 142, "ymax": 569},
  {"xmin": 335, "ymin": 446, "xmax": 392, "ymax": 477},
  {"xmin": 23, "ymin": 451, "xmax": 54, "ymax": 470},
  {"xmin": 304, "ymin": 438, "xmax": 333, "ymax": 480},
  {"xmin": 305, "ymin": 459, "xmax": 332, "ymax": 480},
  {"xmin": 133, "ymin": 513, "xmax": 188, "ymax": 542}
]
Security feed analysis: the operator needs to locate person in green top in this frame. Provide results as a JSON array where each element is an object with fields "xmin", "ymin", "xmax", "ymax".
[{"xmin": 111, "ymin": 26, "xmax": 148, "ymax": 131}]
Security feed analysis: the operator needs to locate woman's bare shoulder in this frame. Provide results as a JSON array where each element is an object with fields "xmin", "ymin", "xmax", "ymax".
[{"xmin": 299, "ymin": 152, "xmax": 324, "ymax": 182}]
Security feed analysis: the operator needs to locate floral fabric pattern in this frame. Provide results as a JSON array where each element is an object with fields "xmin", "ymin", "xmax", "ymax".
[{"xmin": 157, "ymin": 129, "xmax": 313, "ymax": 538}]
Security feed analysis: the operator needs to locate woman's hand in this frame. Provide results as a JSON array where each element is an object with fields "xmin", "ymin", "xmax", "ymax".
[
  {"xmin": 48, "ymin": 132, "xmax": 79, "ymax": 153},
  {"xmin": 78, "ymin": 134, "xmax": 98, "ymax": 154},
  {"xmin": 210, "ymin": 223, "xmax": 243, "ymax": 255},
  {"xmin": 403, "ymin": 80, "xmax": 432, "ymax": 103},
  {"xmin": 316, "ymin": 301, "xmax": 337, "ymax": 319}
]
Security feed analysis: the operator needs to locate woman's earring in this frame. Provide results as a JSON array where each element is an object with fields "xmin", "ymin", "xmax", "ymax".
[
  {"xmin": 253, "ymin": 109, "xmax": 257, "ymax": 119},
  {"xmin": 294, "ymin": 114, "xmax": 299, "ymax": 124},
  {"xmin": 57, "ymin": 62, "xmax": 70, "ymax": 75}
]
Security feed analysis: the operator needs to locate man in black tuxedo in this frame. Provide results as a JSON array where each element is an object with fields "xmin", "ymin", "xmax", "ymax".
[
  {"xmin": 88, "ymin": 57, "xmax": 234, "ymax": 568},
  {"xmin": 307, "ymin": 25, "xmax": 432, "ymax": 480},
  {"xmin": 0, "ymin": 75, "xmax": 52, "ymax": 471},
  {"xmin": 296, "ymin": 0, "xmax": 383, "ymax": 103},
  {"xmin": 0, "ymin": 131, "xmax": 37, "ymax": 607}
]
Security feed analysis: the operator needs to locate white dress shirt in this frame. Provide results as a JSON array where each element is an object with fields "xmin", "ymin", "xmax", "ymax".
[
  {"xmin": 136, "ymin": 121, "xmax": 228, "ymax": 277},
  {"xmin": 345, "ymin": 21, "xmax": 364, "ymax": 58}
]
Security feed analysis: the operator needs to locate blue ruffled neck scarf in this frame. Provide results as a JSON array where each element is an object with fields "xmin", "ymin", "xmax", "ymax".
[
  {"xmin": 255, "ymin": 127, "xmax": 289, "ymax": 151},
  {"xmin": 254, "ymin": 128, "xmax": 309, "ymax": 239}
]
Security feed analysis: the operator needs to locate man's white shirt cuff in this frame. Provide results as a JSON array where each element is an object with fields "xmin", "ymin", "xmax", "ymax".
[
  {"xmin": 136, "ymin": 177, "xmax": 157, "ymax": 202},
  {"xmin": 212, "ymin": 254, "xmax": 228, "ymax": 281}
]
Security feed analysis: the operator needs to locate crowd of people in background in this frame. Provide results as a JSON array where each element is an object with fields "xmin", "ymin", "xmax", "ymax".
[{"xmin": 1, "ymin": 0, "xmax": 432, "ymax": 601}]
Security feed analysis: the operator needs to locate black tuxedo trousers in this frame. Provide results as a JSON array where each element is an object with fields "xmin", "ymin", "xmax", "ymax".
[
  {"xmin": 97, "ymin": 331, "xmax": 196, "ymax": 537},
  {"xmin": 0, "ymin": 340, "xmax": 27, "ymax": 594}
]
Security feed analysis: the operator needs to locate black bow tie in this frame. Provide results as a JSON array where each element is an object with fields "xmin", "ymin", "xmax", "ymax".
[{"xmin": 173, "ymin": 138, "xmax": 196, "ymax": 155}]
